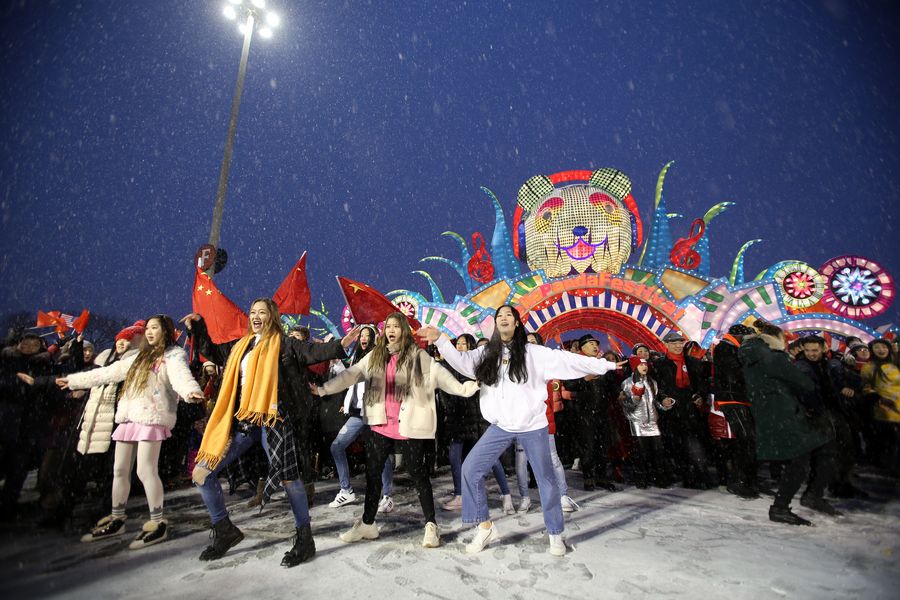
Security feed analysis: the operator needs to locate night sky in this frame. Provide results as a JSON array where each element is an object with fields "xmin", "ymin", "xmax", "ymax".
[{"xmin": 2, "ymin": 1, "xmax": 899, "ymax": 337}]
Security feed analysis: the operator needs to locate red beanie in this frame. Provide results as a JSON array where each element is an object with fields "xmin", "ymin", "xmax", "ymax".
[
  {"xmin": 628, "ymin": 356, "xmax": 647, "ymax": 372},
  {"xmin": 116, "ymin": 320, "xmax": 146, "ymax": 343}
]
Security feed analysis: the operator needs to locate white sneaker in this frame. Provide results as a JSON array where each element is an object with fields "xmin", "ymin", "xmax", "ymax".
[
  {"xmin": 465, "ymin": 524, "xmax": 499, "ymax": 554},
  {"xmin": 571, "ymin": 458, "xmax": 581, "ymax": 472},
  {"xmin": 548, "ymin": 533, "xmax": 566, "ymax": 557},
  {"xmin": 518, "ymin": 497, "xmax": 532, "ymax": 513},
  {"xmin": 329, "ymin": 489, "xmax": 357, "ymax": 508},
  {"xmin": 441, "ymin": 495, "xmax": 462, "ymax": 511},
  {"xmin": 339, "ymin": 519, "xmax": 379, "ymax": 543},
  {"xmin": 502, "ymin": 494, "xmax": 515, "ymax": 515},
  {"xmin": 422, "ymin": 522, "xmax": 440, "ymax": 548},
  {"xmin": 560, "ymin": 495, "xmax": 580, "ymax": 513},
  {"xmin": 377, "ymin": 495, "xmax": 395, "ymax": 514}
]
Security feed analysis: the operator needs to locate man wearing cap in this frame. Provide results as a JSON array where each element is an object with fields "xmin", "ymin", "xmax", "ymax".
[
  {"xmin": 713, "ymin": 324, "xmax": 759, "ymax": 498},
  {"xmin": 563, "ymin": 334, "xmax": 618, "ymax": 491},
  {"xmin": 653, "ymin": 331, "xmax": 712, "ymax": 489}
]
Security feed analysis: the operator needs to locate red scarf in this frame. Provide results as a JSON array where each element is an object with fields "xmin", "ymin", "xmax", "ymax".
[{"xmin": 667, "ymin": 351, "xmax": 690, "ymax": 389}]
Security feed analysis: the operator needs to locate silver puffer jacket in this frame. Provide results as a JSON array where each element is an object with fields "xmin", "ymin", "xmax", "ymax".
[{"xmin": 620, "ymin": 375, "xmax": 669, "ymax": 437}]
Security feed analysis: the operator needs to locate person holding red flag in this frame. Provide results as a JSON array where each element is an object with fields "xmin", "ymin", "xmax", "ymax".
[{"xmin": 181, "ymin": 298, "xmax": 359, "ymax": 568}]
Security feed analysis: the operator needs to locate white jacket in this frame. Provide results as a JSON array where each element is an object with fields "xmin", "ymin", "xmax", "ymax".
[
  {"xmin": 76, "ymin": 347, "xmax": 138, "ymax": 454},
  {"xmin": 67, "ymin": 346, "xmax": 201, "ymax": 430},
  {"xmin": 436, "ymin": 337, "xmax": 618, "ymax": 433}
]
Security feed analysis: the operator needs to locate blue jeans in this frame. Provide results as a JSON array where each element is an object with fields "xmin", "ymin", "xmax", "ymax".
[
  {"xmin": 330, "ymin": 416, "xmax": 394, "ymax": 495},
  {"xmin": 195, "ymin": 427, "xmax": 310, "ymax": 527},
  {"xmin": 515, "ymin": 434, "xmax": 567, "ymax": 498},
  {"xmin": 462, "ymin": 425, "xmax": 564, "ymax": 535},
  {"xmin": 449, "ymin": 440, "xmax": 510, "ymax": 496}
]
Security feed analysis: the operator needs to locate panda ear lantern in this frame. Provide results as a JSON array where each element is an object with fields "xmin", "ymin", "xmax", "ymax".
[{"xmin": 513, "ymin": 168, "xmax": 641, "ymax": 278}]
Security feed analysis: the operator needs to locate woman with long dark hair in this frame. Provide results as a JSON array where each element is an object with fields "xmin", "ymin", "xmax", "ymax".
[
  {"xmin": 58, "ymin": 315, "xmax": 204, "ymax": 549},
  {"xmin": 328, "ymin": 325, "xmax": 396, "ymax": 512},
  {"xmin": 181, "ymin": 299, "xmax": 358, "ymax": 567},
  {"xmin": 316, "ymin": 312, "xmax": 478, "ymax": 549},
  {"xmin": 418, "ymin": 305, "xmax": 623, "ymax": 556}
]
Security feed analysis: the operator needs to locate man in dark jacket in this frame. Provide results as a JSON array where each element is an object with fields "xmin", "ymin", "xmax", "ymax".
[
  {"xmin": 565, "ymin": 334, "xmax": 617, "ymax": 491},
  {"xmin": 653, "ymin": 331, "xmax": 712, "ymax": 488},
  {"xmin": 739, "ymin": 326, "xmax": 830, "ymax": 525},
  {"xmin": 795, "ymin": 335, "xmax": 861, "ymax": 504},
  {"xmin": 712, "ymin": 324, "xmax": 758, "ymax": 498}
]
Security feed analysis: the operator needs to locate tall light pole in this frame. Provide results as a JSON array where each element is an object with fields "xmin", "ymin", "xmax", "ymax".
[{"xmin": 208, "ymin": 0, "xmax": 280, "ymax": 255}]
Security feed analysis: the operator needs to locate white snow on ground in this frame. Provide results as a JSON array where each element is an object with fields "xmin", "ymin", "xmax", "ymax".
[{"xmin": 1, "ymin": 468, "xmax": 897, "ymax": 600}]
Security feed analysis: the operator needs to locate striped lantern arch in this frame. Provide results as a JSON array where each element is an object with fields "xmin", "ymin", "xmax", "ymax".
[{"xmin": 516, "ymin": 290, "xmax": 676, "ymax": 352}]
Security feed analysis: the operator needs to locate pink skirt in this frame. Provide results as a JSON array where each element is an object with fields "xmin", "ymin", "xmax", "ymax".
[{"xmin": 112, "ymin": 422, "xmax": 172, "ymax": 442}]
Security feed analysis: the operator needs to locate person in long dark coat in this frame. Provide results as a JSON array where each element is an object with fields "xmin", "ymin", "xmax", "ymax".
[
  {"xmin": 181, "ymin": 299, "xmax": 356, "ymax": 567},
  {"xmin": 739, "ymin": 320, "xmax": 831, "ymax": 525}
]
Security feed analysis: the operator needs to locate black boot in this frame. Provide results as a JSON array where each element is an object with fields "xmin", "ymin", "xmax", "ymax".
[
  {"xmin": 199, "ymin": 516, "xmax": 245, "ymax": 561},
  {"xmin": 769, "ymin": 505, "xmax": 813, "ymax": 526},
  {"xmin": 281, "ymin": 524, "xmax": 315, "ymax": 567},
  {"xmin": 727, "ymin": 483, "xmax": 760, "ymax": 500},
  {"xmin": 800, "ymin": 494, "xmax": 842, "ymax": 516}
]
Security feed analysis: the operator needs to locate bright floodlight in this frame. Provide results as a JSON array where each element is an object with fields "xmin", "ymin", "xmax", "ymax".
[
  {"xmin": 265, "ymin": 12, "xmax": 280, "ymax": 27},
  {"xmin": 227, "ymin": 0, "xmax": 242, "ymax": 4},
  {"xmin": 238, "ymin": 22, "xmax": 249, "ymax": 35},
  {"xmin": 258, "ymin": 27, "xmax": 273, "ymax": 39},
  {"xmin": 251, "ymin": 0, "xmax": 266, "ymax": 8},
  {"xmin": 223, "ymin": 5, "xmax": 237, "ymax": 20}
]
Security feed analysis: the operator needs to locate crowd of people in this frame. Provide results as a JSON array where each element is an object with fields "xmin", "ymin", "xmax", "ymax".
[{"xmin": 1, "ymin": 300, "xmax": 899, "ymax": 566}]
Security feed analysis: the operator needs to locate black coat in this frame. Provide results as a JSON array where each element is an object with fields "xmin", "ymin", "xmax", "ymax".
[
  {"xmin": 437, "ymin": 362, "xmax": 482, "ymax": 442},
  {"xmin": 712, "ymin": 337, "xmax": 747, "ymax": 403},
  {"xmin": 191, "ymin": 319, "xmax": 345, "ymax": 441},
  {"xmin": 740, "ymin": 336, "xmax": 828, "ymax": 460}
]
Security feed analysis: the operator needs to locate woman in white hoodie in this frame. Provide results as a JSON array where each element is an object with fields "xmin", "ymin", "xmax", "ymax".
[
  {"xmin": 57, "ymin": 315, "xmax": 203, "ymax": 549},
  {"xmin": 418, "ymin": 305, "xmax": 623, "ymax": 557}
]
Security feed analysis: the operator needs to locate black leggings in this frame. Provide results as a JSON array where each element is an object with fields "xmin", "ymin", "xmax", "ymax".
[{"xmin": 363, "ymin": 431, "xmax": 435, "ymax": 525}]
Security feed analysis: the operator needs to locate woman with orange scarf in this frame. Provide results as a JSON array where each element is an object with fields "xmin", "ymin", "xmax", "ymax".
[{"xmin": 181, "ymin": 298, "xmax": 357, "ymax": 568}]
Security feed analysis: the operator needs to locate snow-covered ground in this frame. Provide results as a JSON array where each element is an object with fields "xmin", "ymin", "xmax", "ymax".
[{"xmin": 1, "ymin": 468, "xmax": 898, "ymax": 600}]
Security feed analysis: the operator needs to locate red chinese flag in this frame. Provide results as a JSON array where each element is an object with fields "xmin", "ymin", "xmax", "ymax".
[
  {"xmin": 192, "ymin": 268, "xmax": 248, "ymax": 344},
  {"xmin": 72, "ymin": 309, "xmax": 90, "ymax": 334},
  {"xmin": 36, "ymin": 311, "xmax": 56, "ymax": 328},
  {"xmin": 336, "ymin": 276, "xmax": 421, "ymax": 330},
  {"xmin": 273, "ymin": 252, "xmax": 311, "ymax": 316}
]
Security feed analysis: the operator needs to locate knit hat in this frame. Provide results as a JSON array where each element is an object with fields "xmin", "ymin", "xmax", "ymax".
[
  {"xmin": 662, "ymin": 331, "xmax": 686, "ymax": 343},
  {"xmin": 847, "ymin": 341, "xmax": 868, "ymax": 356},
  {"xmin": 728, "ymin": 324, "xmax": 755, "ymax": 337},
  {"xmin": 578, "ymin": 334, "xmax": 599, "ymax": 347},
  {"xmin": 628, "ymin": 356, "xmax": 648, "ymax": 371},
  {"xmin": 632, "ymin": 342, "xmax": 650, "ymax": 354},
  {"xmin": 115, "ymin": 320, "xmax": 146, "ymax": 343}
]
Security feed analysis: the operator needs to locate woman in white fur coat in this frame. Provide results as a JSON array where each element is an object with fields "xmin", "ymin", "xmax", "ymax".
[{"xmin": 57, "ymin": 315, "xmax": 204, "ymax": 549}]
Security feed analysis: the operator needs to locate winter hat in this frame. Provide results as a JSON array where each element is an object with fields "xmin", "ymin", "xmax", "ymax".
[
  {"xmin": 628, "ymin": 356, "xmax": 648, "ymax": 371},
  {"xmin": 847, "ymin": 341, "xmax": 868, "ymax": 356},
  {"xmin": 578, "ymin": 334, "xmax": 599, "ymax": 347},
  {"xmin": 728, "ymin": 324, "xmax": 755, "ymax": 337},
  {"xmin": 632, "ymin": 342, "xmax": 650, "ymax": 354},
  {"xmin": 662, "ymin": 331, "xmax": 686, "ymax": 343},
  {"xmin": 116, "ymin": 320, "xmax": 146, "ymax": 343}
]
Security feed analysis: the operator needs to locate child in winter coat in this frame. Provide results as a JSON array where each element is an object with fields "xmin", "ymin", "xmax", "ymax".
[
  {"xmin": 620, "ymin": 356, "xmax": 672, "ymax": 488},
  {"xmin": 58, "ymin": 315, "xmax": 204, "ymax": 549}
]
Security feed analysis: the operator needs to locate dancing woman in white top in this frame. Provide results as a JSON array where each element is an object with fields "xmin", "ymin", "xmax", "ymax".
[{"xmin": 418, "ymin": 304, "xmax": 622, "ymax": 557}]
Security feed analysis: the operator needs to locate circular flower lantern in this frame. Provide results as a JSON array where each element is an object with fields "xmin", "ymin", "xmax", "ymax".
[
  {"xmin": 390, "ymin": 293, "xmax": 421, "ymax": 321},
  {"xmin": 773, "ymin": 261, "xmax": 826, "ymax": 310},
  {"xmin": 819, "ymin": 255, "xmax": 894, "ymax": 319}
]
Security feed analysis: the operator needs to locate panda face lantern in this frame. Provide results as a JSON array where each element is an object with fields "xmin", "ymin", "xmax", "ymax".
[{"xmin": 518, "ymin": 169, "xmax": 635, "ymax": 278}]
